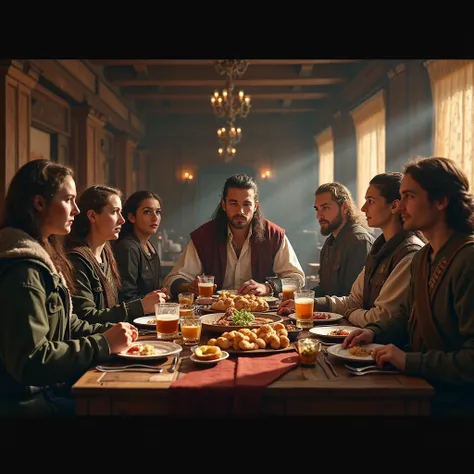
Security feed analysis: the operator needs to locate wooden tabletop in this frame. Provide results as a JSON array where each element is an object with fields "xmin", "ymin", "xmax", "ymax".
[{"xmin": 72, "ymin": 315, "xmax": 434, "ymax": 416}]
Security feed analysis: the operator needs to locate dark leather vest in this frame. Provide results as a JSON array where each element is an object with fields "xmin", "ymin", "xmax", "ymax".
[{"xmin": 362, "ymin": 230, "xmax": 423, "ymax": 309}]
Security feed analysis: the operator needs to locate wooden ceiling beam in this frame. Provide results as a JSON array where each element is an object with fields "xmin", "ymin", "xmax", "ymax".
[
  {"xmin": 141, "ymin": 107, "xmax": 318, "ymax": 116},
  {"xmin": 113, "ymin": 77, "xmax": 347, "ymax": 87},
  {"xmin": 283, "ymin": 64, "xmax": 314, "ymax": 108},
  {"xmin": 299, "ymin": 64, "xmax": 314, "ymax": 76},
  {"xmin": 122, "ymin": 92, "xmax": 329, "ymax": 100},
  {"xmin": 90, "ymin": 59, "xmax": 360, "ymax": 66},
  {"xmin": 133, "ymin": 64, "xmax": 148, "ymax": 77}
]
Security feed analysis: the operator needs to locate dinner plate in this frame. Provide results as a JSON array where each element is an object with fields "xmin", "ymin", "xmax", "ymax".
[
  {"xmin": 200, "ymin": 312, "xmax": 283, "ymax": 333},
  {"xmin": 326, "ymin": 343, "xmax": 384, "ymax": 362},
  {"xmin": 287, "ymin": 312, "xmax": 343, "ymax": 325},
  {"xmin": 309, "ymin": 325, "xmax": 355, "ymax": 339},
  {"xmin": 190, "ymin": 350, "xmax": 230, "ymax": 364},
  {"xmin": 133, "ymin": 316, "xmax": 157, "ymax": 328},
  {"xmin": 117, "ymin": 341, "xmax": 183, "ymax": 360}
]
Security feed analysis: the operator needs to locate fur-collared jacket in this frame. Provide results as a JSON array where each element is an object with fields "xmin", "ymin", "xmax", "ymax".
[{"xmin": 0, "ymin": 227, "xmax": 114, "ymax": 398}]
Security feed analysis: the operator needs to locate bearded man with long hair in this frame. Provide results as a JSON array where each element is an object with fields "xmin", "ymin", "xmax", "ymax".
[{"xmin": 163, "ymin": 173, "xmax": 304, "ymax": 297}]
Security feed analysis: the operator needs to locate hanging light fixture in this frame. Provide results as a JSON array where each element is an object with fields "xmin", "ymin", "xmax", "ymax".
[
  {"xmin": 217, "ymin": 120, "xmax": 241, "ymax": 160},
  {"xmin": 210, "ymin": 60, "xmax": 251, "ymax": 159},
  {"xmin": 210, "ymin": 60, "xmax": 252, "ymax": 121},
  {"xmin": 210, "ymin": 85, "xmax": 251, "ymax": 120},
  {"xmin": 214, "ymin": 60, "xmax": 249, "ymax": 78}
]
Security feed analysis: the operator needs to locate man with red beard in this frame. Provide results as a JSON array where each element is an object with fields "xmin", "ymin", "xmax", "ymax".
[
  {"xmin": 164, "ymin": 174, "xmax": 304, "ymax": 297},
  {"xmin": 343, "ymin": 156, "xmax": 474, "ymax": 416}
]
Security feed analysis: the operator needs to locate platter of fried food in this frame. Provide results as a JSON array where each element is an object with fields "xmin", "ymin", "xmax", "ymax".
[
  {"xmin": 204, "ymin": 323, "xmax": 295, "ymax": 355},
  {"xmin": 200, "ymin": 291, "xmax": 271, "ymax": 313},
  {"xmin": 201, "ymin": 307, "xmax": 283, "ymax": 333}
]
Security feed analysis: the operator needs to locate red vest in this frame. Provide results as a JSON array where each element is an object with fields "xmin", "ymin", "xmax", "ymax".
[{"xmin": 190, "ymin": 219, "xmax": 285, "ymax": 290}]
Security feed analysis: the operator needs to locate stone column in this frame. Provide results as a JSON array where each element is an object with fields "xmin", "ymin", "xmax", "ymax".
[{"xmin": 0, "ymin": 60, "xmax": 39, "ymax": 202}]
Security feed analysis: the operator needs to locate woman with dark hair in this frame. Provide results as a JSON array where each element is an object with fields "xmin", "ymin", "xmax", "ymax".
[
  {"xmin": 279, "ymin": 172, "xmax": 425, "ymax": 326},
  {"xmin": 113, "ymin": 190, "xmax": 166, "ymax": 304},
  {"xmin": 65, "ymin": 185, "xmax": 167, "ymax": 324},
  {"xmin": 0, "ymin": 160, "xmax": 138, "ymax": 416}
]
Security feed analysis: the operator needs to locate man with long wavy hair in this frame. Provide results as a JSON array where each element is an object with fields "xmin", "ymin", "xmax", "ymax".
[
  {"xmin": 343, "ymin": 156, "xmax": 474, "ymax": 416},
  {"xmin": 164, "ymin": 174, "xmax": 304, "ymax": 297},
  {"xmin": 310, "ymin": 182, "xmax": 375, "ymax": 298}
]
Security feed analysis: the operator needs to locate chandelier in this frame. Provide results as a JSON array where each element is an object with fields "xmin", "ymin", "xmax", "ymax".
[
  {"xmin": 214, "ymin": 60, "xmax": 249, "ymax": 79},
  {"xmin": 210, "ymin": 60, "xmax": 252, "ymax": 121},
  {"xmin": 211, "ymin": 59, "xmax": 251, "ymax": 159},
  {"xmin": 217, "ymin": 121, "xmax": 241, "ymax": 160},
  {"xmin": 210, "ymin": 86, "xmax": 251, "ymax": 120}
]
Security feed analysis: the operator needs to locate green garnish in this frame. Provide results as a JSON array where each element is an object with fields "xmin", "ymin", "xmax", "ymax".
[{"xmin": 232, "ymin": 309, "xmax": 255, "ymax": 325}]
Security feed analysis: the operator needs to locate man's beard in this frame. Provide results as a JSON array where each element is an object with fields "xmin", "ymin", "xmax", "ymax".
[
  {"xmin": 319, "ymin": 210, "xmax": 344, "ymax": 236},
  {"xmin": 229, "ymin": 215, "xmax": 251, "ymax": 230}
]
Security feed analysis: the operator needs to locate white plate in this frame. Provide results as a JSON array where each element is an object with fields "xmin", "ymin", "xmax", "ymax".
[
  {"xmin": 287, "ymin": 312, "xmax": 343, "ymax": 324},
  {"xmin": 133, "ymin": 316, "xmax": 157, "ymax": 328},
  {"xmin": 117, "ymin": 341, "xmax": 183, "ymax": 360},
  {"xmin": 309, "ymin": 325, "xmax": 355, "ymax": 339},
  {"xmin": 190, "ymin": 350, "xmax": 229, "ymax": 364},
  {"xmin": 326, "ymin": 343, "xmax": 384, "ymax": 362}
]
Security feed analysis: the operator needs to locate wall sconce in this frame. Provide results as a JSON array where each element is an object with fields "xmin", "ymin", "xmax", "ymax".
[
  {"xmin": 182, "ymin": 171, "xmax": 194, "ymax": 182},
  {"xmin": 260, "ymin": 169, "xmax": 273, "ymax": 180}
]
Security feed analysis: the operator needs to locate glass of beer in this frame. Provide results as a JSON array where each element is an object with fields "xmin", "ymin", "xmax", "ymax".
[
  {"xmin": 155, "ymin": 303, "xmax": 180, "ymax": 340},
  {"xmin": 178, "ymin": 292, "xmax": 194, "ymax": 306},
  {"xmin": 178, "ymin": 292, "xmax": 195, "ymax": 316},
  {"xmin": 180, "ymin": 315, "xmax": 202, "ymax": 345},
  {"xmin": 294, "ymin": 290, "xmax": 315, "ymax": 329},
  {"xmin": 281, "ymin": 278, "xmax": 300, "ymax": 302},
  {"xmin": 197, "ymin": 275, "xmax": 215, "ymax": 297}
]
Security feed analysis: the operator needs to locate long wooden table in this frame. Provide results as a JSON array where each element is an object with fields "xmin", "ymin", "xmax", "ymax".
[{"xmin": 72, "ymin": 316, "xmax": 434, "ymax": 416}]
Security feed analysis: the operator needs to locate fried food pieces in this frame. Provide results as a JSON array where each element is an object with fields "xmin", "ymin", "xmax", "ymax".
[
  {"xmin": 206, "ymin": 323, "xmax": 290, "ymax": 352},
  {"xmin": 194, "ymin": 345, "xmax": 223, "ymax": 361},
  {"xmin": 210, "ymin": 292, "xmax": 270, "ymax": 312}
]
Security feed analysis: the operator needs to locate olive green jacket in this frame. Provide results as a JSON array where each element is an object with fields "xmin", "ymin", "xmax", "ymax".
[
  {"xmin": 68, "ymin": 250, "xmax": 144, "ymax": 324},
  {"xmin": 0, "ymin": 227, "xmax": 115, "ymax": 397}
]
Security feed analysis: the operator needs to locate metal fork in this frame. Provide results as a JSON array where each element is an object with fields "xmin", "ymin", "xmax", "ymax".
[
  {"xmin": 96, "ymin": 364, "xmax": 163, "ymax": 373},
  {"xmin": 345, "ymin": 364, "xmax": 400, "ymax": 375},
  {"xmin": 344, "ymin": 364, "xmax": 398, "ymax": 372},
  {"xmin": 346, "ymin": 368, "xmax": 401, "ymax": 376},
  {"xmin": 322, "ymin": 348, "xmax": 338, "ymax": 377},
  {"xmin": 168, "ymin": 355, "xmax": 179, "ymax": 373}
]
